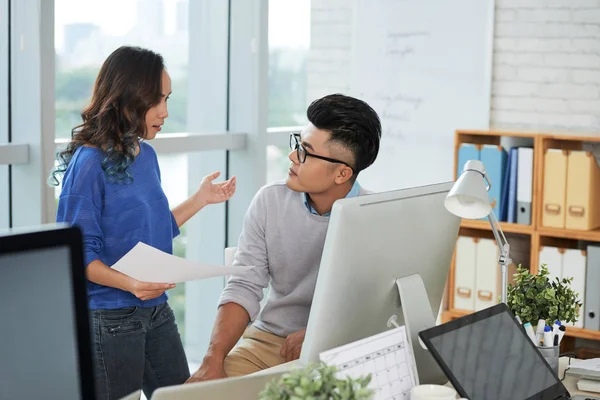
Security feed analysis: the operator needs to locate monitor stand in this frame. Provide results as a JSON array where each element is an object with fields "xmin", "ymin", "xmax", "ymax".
[{"xmin": 395, "ymin": 274, "xmax": 448, "ymax": 385}]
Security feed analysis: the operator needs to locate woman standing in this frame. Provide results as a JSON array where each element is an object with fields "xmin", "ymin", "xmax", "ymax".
[{"xmin": 50, "ymin": 46, "xmax": 236, "ymax": 400}]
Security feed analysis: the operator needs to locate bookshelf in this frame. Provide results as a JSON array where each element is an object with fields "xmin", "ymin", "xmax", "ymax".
[{"xmin": 443, "ymin": 129, "xmax": 600, "ymax": 342}]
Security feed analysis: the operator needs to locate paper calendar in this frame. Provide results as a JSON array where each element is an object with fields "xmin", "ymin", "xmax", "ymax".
[{"xmin": 319, "ymin": 326, "xmax": 417, "ymax": 400}]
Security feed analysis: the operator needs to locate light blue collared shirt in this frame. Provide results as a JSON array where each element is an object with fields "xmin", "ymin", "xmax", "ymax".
[{"xmin": 303, "ymin": 181, "xmax": 361, "ymax": 216}]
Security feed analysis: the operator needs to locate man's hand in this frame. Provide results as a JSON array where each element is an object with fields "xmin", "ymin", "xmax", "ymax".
[
  {"xmin": 185, "ymin": 356, "xmax": 227, "ymax": 384},
  {"xmin": 280, "ymin": 328, "xmax": 306, "ymax": 362}
]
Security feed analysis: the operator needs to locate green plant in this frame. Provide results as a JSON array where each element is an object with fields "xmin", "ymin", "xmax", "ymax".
[
  {"xmin": 507, "ymin": 264, "xmax": 582, "ymax": 325},
  {"xmin": 259, "ymin": 362, "xmax": 374, "ymax": 400}
]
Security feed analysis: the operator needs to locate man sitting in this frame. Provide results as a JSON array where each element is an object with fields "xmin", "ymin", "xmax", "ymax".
[{"xmin": 187, "ymin": 93, "xmax": 382, "ymax": 382}]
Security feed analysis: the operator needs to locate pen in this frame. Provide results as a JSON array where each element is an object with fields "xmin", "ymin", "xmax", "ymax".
[
  {"xmin": 524, "ymin": 322, "xmax": 537, "ymax": 344},
  {"xmin": 543, "ymin": 326, "xmax": 553, "ymax": 347},
  {"xmin": 558, "ymin": 325, "xmax": 566, "ymax": 344},
  {"xmin": 552, "ymin": 320, "xmax": 561, "ymax": 336},
  {"xmin": 535, "ymin": 319, "xmax": 546, "ymax": 345}
]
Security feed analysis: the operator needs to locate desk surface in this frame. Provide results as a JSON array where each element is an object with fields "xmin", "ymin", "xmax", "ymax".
[{"xmin": 261, "ymin": 358, "xmax": 597, "ymax": 398}]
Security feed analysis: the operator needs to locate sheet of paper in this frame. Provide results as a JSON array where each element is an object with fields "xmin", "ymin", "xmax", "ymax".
[
  {"xmin": 111, "ymin": 242, "xmax": 253, "ymax": 283},
  {"xmin": 571, "ymin": 358, "xmax": 600, "ymax": 372},
  {"xmin": 319, "ymin": 326, "xmax": 417, "ymax": 400}
]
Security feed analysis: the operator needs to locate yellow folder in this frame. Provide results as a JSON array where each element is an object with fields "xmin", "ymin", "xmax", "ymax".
[
  {"xmin": 565, "ymin": 151, "xmax": 600, "ymax": 230},
  {"xmin": 542, "ymin": 149, "xmax": 568, "ymax": 228}
]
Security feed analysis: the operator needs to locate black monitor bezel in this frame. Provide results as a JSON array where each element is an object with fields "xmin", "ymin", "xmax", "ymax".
[{"xmin": 0, "ymin": 225, "xmax": 96, "ymax": 399}]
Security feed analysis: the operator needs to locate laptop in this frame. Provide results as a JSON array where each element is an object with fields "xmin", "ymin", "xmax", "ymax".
[
  {"xmin": 151, "ymin": 370, "xmax": 286, "ymax": 400},
  {"xmin": 419, "ymin": 303, "xmax": 583, "ymax": 400}
]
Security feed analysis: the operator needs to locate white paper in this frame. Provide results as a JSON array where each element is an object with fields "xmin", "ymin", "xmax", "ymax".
[
  {"xmin": 319, "ymin": 326, "xmax": 417, "ymax": 399},
  {"xmin": 571, "ymin": 358, "xmax": 600, "ymax": 372},
  {"xmin": 111, "ymin": 242, "xmax": 253, "ymax": 283}
]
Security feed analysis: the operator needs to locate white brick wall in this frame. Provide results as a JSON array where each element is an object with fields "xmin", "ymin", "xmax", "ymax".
[
  {"xmin": 307, "ymin": 0, "xmax": 600, "ymax": 133},
  {"xmin": 491, "ymin": 0, "xmax": 600, "ymax": 131}
]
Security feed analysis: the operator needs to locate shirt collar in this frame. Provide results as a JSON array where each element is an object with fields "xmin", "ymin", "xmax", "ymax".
[{"xmin": 303, "ymin": 180, "xmax": 361, "ymax": 216}]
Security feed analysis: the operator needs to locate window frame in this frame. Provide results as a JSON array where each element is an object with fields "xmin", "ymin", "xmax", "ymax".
[{"xmin": 0, "ymin": 0, "xmax": 271, "ymax": 360}]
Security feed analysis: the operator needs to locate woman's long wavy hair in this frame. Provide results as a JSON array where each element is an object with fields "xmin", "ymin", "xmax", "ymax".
[{"xmin": 49, "ymin": 46, "xmax": 165, "ymax": 185}]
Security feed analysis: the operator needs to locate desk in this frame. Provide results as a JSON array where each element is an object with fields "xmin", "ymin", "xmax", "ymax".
[{"xmin": 257, "ymin": 358, "xmax": 598, "ymax": 398}]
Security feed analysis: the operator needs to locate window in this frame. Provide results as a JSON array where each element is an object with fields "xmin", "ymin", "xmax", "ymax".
[
  {"xmin": 6, "ymin": 0, "xmax": 264, "ymax": 363},
  {"xmin": 55, "ymin": 0, "xmax": 191, "ymax": 344},
  {"xmin": 158, "ymin": 154, "xmax": 188, "ymax": 340},
  {"xmin": 55, "ymin": 0, "xmax": 189, "ymax": 139},
  {"xmin": 0, "ymin": 0, "xmax": 8, "ymax": 230},
  {"xmin": 266, "ymin": 0, "xmax": 310, "ymax": 183}
]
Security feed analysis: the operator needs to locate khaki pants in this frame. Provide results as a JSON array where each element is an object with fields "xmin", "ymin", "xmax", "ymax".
[{"xmin": 224, "ymin": 326, "xmax": 287, "ymax": 377}]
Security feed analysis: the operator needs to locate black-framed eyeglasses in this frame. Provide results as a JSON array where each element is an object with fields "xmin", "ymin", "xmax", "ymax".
[{"xmin": 289, "ymin": 133, "xmax": 355, "ymax": 173}]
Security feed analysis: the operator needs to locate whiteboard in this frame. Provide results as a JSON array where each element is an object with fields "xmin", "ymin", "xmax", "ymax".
[{"xmin": 351, "ymin": 0, "xmax": 494, "ymax": 192}]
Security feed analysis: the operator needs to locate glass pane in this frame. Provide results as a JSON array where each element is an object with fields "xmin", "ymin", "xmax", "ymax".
[
  {"xmin": 267, "ymin": 0, "xmax": 310, "ymax": 182},
  {"xmin": 0, "ymin": 0, "xmax": 8, "ymax": 229},
  {"xmin": 54, "ymin": 0, "xmax": 190, "ymax": 345},
  {"xmin": 158, "ymin": 153, "xmax": 188, "ymax": 344},
  {"xmin": 267, "ymin": 0, "xmax": 310, "ymax": 128},
  {"xmin": 267, "ymin": 145, "xmax": 290, "ymax": 183},
  {"xmin": 54, "ymin": 0, "xmax": 189, "ymax": 139}
]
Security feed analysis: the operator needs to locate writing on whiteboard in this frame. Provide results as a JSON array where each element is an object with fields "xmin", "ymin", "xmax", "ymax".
[{"xmin": 350, "ymin": 0, "xmax": 493, "ymax": 192}]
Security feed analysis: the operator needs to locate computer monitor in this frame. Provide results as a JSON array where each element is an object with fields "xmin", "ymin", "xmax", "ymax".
[
  {"xmin": 300, "ymin": 182, "xmax": 461, "ymax": 385},
  {"xmin": 0, "ymin": 224, "xmax": 96, "ymax": 399}
]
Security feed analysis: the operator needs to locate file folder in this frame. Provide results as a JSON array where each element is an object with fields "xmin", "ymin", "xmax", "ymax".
[
  {"xmin": 457, "ymin": 143, "xmax": 480, "ymax": 178},
  {"xmin": 454, "ymin": 236, "xmax": 477, "ymax": 311},
  {"xmin": 475, "ymin": 238, "xmax": 499, "ymax": 311},
  {"xmin": 585, "ymin": 245, "xmax": 600, "ymax": 330},
  {"xmin": 538, "ymin": 246, "xmax": 564, "ymax": 283},
  {"xmin": 507, "ymin": 148, "xmax": 519, "ymax": 223},
  {"xmin": 563, "ymin": 249, "xmax": 587, "ymax": 328},
  {"xmin": 542, "ymin": 149, "xmax": 568, "ymax": 229},
  {"xmin": 516, "ymin": 147, "xmax": 534, "ymax": 225},
  {"xmin": 565, "ymin": 150, "xmax": 600, "ymax": 230},
  {"xmin": 499, "ymin": 148, "xmax": 513, "ymax": 222},
  {"xmin": 480, "ymin": 145, "xmax": 507, "ymax": 220}
]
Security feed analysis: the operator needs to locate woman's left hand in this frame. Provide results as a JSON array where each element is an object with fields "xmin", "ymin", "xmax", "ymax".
[{"xmin": 195, "ymin": 171, "xmax": 236, "ymax": 206}]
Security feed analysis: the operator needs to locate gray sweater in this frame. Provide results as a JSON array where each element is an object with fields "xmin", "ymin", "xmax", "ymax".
[{"xmin": 218, "ymin": 181, "xmax": 369, "ymax": 337}]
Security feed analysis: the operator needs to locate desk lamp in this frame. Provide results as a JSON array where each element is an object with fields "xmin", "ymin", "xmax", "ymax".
[{"xmin": 444, "ymin": 160, "xmax": 512, "ymax": 304}]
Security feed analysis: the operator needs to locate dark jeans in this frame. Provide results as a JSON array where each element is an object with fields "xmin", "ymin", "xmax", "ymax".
[{"xmin": 91, "ymin": 302, "xmax": 190, "ymax": 400}]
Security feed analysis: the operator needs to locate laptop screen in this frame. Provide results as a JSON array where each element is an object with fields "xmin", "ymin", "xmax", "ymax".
[{"xmin": 420, "ymin": 304, "xmax": 569, "ymax": 400}]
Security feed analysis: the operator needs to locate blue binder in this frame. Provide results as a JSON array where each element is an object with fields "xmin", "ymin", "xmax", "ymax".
[
  {"xmin": 480, "ymin": 145, "xmax": 507, "ymax": 220},
  {"xmin": 457, "ymin": 143, "xmax": 480, "ymax": 178},
  {"xmin": 506, "ymin": 147, "xmax": 519, "ymax": 223},
  {"xmin": 499, "ymin": 148, "xmax": 513, "ymax": 222}
]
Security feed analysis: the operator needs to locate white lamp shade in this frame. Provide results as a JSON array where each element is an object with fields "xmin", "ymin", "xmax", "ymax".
[{"xmin": 445, "ymin": 160, "xmax": 491, "ymax": 219}]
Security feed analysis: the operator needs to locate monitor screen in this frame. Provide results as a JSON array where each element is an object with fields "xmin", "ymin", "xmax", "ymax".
[
  {"xmin": 0, "ymin": 226, "xmax": 94, "ymax": 400},
  {"xmin": 423, "ymin": 306, "xmax": 566, "ymax": 400}
]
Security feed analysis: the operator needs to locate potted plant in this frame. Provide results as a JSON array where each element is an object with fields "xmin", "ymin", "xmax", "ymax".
[
  {"xmin": 259, "ymin": 362, "xmax": 374, "ymax": 400},
  {"xmin": 506, "ymin": 264, "xmax": 582, "ymax": 327}
]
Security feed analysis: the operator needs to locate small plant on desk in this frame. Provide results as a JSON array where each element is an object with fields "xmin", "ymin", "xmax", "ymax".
[
  {"xmin": 258, "ymin": 362, "xmax": 374, "ymax": 400},
  {"xmin": 506, "ymin": 264, "xmax": 582, "ymax": 325}
]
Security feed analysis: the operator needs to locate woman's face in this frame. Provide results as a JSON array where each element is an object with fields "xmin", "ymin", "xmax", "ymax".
[{"xmin": 145, "ymin": 69, "xmax": 172, "ymax": 140}]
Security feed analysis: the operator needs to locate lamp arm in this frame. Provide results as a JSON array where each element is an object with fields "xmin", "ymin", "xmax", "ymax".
[{"xmin": 488, "ymin": 208, "xmax": 512, "ymax": 304}]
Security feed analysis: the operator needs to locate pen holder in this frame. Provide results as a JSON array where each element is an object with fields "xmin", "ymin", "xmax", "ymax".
[{"xmin": 537, "ymin": 346, "xmax": 559, "ymax": 376}]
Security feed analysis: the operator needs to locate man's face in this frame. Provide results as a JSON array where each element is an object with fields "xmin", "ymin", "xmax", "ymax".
[{"xmin": 286, "ymin": 124, "xmax": 353, "ymax": 194}]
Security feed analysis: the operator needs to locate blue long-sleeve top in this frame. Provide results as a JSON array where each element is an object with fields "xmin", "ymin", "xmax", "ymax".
[{"xmin": 56, "ymin": 142, "xmax": 179, "ymax": 310}]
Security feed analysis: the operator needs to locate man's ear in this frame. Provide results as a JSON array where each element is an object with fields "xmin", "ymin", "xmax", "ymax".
[{"xmin": 334, "ymin": 166, "xmax": 354, "ymax": 185}]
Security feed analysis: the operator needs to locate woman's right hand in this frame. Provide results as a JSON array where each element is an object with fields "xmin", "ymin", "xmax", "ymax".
[{"xmin": 126, "ymin": 279, "xmax": 176, "ymax": 300}]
